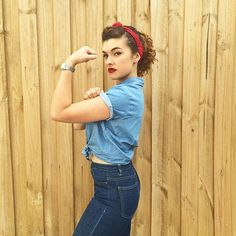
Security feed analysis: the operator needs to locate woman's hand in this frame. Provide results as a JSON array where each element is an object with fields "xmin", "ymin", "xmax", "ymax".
[
  {"xmin": 73, "ymin": 87, "xmax": 103, "ymax": 130},
  {"xmin": 66, "ymin": 46, "xmax": 97, "ymax": 67},
  {"xmin": 84, "ymin": 87, "xmax": 104, "ymax": 100}
]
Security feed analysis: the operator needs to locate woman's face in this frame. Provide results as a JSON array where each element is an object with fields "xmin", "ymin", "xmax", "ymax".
[{"xmin": 102, "ymin": 36, "xmax": 140, "ymax": 83}]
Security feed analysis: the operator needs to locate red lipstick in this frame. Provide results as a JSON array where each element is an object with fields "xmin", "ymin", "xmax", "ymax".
[{"xmin": 108, "ymin": 68, "xmax": 117, "ymax": 73}]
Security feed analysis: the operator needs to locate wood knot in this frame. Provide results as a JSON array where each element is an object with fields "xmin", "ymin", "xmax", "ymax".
[{"xmin": 19, "ymin": 8, "xmax": 37, "ymax": 15}]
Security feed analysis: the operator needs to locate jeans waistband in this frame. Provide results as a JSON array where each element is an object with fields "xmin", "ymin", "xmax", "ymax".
[{"xmin": 91, "ymin": 160, "xmax": 133, "ymax": 171}]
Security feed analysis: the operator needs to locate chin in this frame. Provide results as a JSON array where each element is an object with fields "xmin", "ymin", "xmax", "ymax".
[
  {"xmin": 109, "ymin": 74, "xmax": 122, "ymax": 80},
  {"xmin": 109, "ymin": 73, "xmax": 130, "ymax": 80}
]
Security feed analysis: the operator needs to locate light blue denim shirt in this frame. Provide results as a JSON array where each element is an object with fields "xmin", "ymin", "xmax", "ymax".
[{"xmin": 82, "ymin": 77, "xmax": 144, "ymax": 164}]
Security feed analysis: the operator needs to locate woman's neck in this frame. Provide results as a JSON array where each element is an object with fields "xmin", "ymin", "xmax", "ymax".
[{"xmin": 116, "ymin": 70, "xmax": 137, "ymax": 85}]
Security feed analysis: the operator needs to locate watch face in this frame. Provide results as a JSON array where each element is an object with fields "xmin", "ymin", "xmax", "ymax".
[
  {"xmin": 61, "ymin": 63, "xmax": 68, "ymax": 69},
  {"xmin": 61, "ymin": 63, "xmax": 75, "ymax": 72}
]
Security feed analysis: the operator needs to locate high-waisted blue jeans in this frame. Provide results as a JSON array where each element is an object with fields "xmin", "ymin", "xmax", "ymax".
[{"xmin": 72, "ymin": 160, "xmax": 141, "ymax": 236}]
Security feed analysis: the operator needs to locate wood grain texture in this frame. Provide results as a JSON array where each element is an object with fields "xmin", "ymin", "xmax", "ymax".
[
  {"xmin": 151, "ymin": 0, "xmax": 169, "ymax": 235},
  {"xmin": 3, "ymin": 0, "xmax": 27, "ymax": 235},
  {"xmin": 167, "ymin": 0, "xmax": 184, "ymax": 235},
  {"xmin": 181, "ymin": 0, "xmax": 202, "ymax": 235},
  {"xmin": 0, "ymin": 1, "xmax": 15, "ymax": 235},
  {"xmin": 133, "ymin": 1, "xmax": 152, "ymax": 236},
  {"xmin": 214, "ymin": 0, "xmax": 236, "ymax": 235},
  {"xmin": 18, "ymin": 0, "xmax": 44, "ymax": 234},
  {"xmin": 37, "ymin": 0, "xmax": 59, "ymax": 235},
  {"xmin": 198, "ymin": 1, "xmax": 217, "ymax": 235},
  {"xmin": 52, "ymin": 1, "xmax": 74, "ymax": 235}
]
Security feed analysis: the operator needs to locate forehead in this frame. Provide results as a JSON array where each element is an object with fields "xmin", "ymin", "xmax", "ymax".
[{"xmin": 102, "ymin": 36, "xmax": 129, "ymax": 52}]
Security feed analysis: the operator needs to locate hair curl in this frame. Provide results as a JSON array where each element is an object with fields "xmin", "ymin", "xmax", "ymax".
[{"xmin": 102, "ymin": 24, "xmax": 158, "ymax": 77}]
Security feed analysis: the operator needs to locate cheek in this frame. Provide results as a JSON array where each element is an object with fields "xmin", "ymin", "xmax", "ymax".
[{"xmin": 118, "ymin": 57, "xmax": 133, "ymax": 70}]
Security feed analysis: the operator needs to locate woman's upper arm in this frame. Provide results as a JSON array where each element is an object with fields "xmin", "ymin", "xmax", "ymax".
[{"xmin": 51, "ymin": 96, "xmax": 111, "ymax": 123}]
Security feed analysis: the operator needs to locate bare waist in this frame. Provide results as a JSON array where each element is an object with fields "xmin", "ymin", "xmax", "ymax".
[{"xmin": 91, "ymin": 154, "xmax": 113, "ymax": 165}]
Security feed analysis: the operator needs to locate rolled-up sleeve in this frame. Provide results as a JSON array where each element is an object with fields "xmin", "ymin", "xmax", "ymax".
[
  {"xmin": 99, "ymin": 86, "xmax": 130, "ymax": 120},
  {"xmin": 99, "ymin": 92, "xmax": 113, "ymax": 120}
]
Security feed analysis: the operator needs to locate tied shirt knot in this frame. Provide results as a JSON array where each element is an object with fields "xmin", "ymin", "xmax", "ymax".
[{"xmin": 82, "ymin": 145, "xmax": 93, "ymax": 160}]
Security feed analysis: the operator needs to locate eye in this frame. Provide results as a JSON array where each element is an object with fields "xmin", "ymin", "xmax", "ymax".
[
  {"xmin": 114, "ymin": 52, "xmax": 122, "ymax": 56},
  {"xmin": 103, "ymin": 54, "xmax": 108, "ymax": 59}
]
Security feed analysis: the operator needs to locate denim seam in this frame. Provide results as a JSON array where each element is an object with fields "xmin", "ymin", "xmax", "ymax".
[
  {"xmin": 107, "ymin": 173, "xmax": 136, "ymax": 181},
  {"xmin": 89, "ymin": 206, "xmax": 108, "ymax": 236},
  {"xmin": 93, "ymin": 180, "xmax": 108, "ymax": 185},
  {"xmin": 92, "ymin": 167, "xmax": 131, "ymax": 173},
  {"xmin": 118, "ymin": 180, "xmax": 138, "ymax": 191}
]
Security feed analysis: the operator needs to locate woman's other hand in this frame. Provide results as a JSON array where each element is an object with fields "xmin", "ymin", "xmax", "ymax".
[
  {"xmin": 66, "ymin": 46, "xmax": 97, "ymax": 66},
  {"xmin": 74, "ymin": 87, "xmax": 104, "ymax": 130},
  {"xmin": 84, "ymin": 87, "xmax": 104, "ymax": 100}
]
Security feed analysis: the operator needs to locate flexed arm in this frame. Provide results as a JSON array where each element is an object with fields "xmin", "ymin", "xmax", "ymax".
[{"xmin": 73, "ymin": 87, "xmax": 104, "ymax": 130}]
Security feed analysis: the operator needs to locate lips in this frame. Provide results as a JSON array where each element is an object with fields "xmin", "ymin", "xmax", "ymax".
[{"xmin": 108, "ymin": 68, "xmax": 117, "ymax": 73}]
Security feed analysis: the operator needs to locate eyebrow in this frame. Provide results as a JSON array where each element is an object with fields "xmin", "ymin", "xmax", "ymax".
[{"xmin": 102, "ymin": 47, "xmax": 122, "ymax": 53}]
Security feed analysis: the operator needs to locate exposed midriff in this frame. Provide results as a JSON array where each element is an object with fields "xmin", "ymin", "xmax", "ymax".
[{"xmin": 91, "ymin": 154, "xmax": 112, "ymax": 165}]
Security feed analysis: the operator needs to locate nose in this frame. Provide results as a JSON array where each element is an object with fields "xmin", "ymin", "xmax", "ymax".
[{"xmin": 106, "ymin": 55, "xmax": 113, "ymax": 65}]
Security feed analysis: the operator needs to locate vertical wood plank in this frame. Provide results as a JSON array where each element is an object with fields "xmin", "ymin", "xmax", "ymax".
[
  {"xmin": 198, "ymin": 0, "xmax": 218, "ymax": 235},
  {"xmin": 167, "ymin": 0, "xmax": 184, "ymax": 235},
  {"xmin": 37, "ymin": 0, "xmax": 59, "ymax": 235},
  {"xmin": 133, "ymin": 1, "xmax": 152, "ymax": 236},
  {"xmin": 232, "ymin": 26, "xmax": 236, "ymax": 236},
  {"xmin": 52, "ymin": 0, "xmax": 74, "ymax": 235},
  {"xmin": 117, "ymin": 0, "xmax": 132, "ymax": 23},
  {"xmin": 214, "ymin": 0, "xmax": 236, "ymax": 235},
  {"xmin": 86, "ymin": 0, "xmax": 104, "ymax": 85},
  {"xmin": 151, "ymin": 0, "xmax": 169, "ymax": 235},
  {"xmin": 181, "ymin": 0, "xmax": 202, "ymax": 235},
  {"xmin": 18, "ymin": 0, "xmax": 44, "ymax": 234},
  {"xmin": 0, "ymin": 1, "xmax": 15, "ymax": 235},
  {"xmin": 3, "ymin": 0, "xmax": 27, "ymax": 235}
]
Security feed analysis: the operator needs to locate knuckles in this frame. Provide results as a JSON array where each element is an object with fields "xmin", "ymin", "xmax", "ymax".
[{"xmin": 84, "ymin": 87, "xmax": 102, "ymax": 100}]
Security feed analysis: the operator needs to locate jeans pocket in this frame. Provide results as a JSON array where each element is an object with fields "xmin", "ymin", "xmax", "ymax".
[{"xmin": 118, "ymin": 181, "xmax": 140, "ymax": 219}]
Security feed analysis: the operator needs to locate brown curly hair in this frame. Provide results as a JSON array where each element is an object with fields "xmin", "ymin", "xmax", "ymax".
[{"xmin": 102, "ymin": 24, "xmax": 157, "ymax": 77}]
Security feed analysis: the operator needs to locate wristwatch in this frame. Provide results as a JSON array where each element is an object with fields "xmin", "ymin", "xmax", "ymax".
[{"xmin": 60, "ymin": 62, "xmax": 75, "ymax": 73}]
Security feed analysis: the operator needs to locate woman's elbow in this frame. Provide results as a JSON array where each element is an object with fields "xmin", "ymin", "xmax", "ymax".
[
  {"xmin": 50, "ymin": 110, "xmax": 61, "ymax": 121},
  {"xmin": 50, "ymin": 106, "xmax": 64, "ymax": 121}
]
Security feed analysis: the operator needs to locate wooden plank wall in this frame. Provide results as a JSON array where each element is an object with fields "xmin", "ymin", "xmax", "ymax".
[{"xmin": 0, "ymin": 0, "xmax": 236, "ymax": 235}]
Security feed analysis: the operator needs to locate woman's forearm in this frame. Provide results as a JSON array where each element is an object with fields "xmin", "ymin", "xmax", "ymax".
[
  {"xmin": 50, "ymin": 46, "xmax": 97, "ymax": 121},
  {"xmin": 50, "ymin": 60, "xmax": 75, "ymax": 119}
]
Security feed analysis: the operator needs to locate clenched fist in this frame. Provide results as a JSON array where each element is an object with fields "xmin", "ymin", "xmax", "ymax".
[
  {"xmin": 84, "ymin": 87, "xmax": 104, "ymax": 100},
  {"xmin": 66, "ymin": 46, "xmax": 97, "ymax": 67}
]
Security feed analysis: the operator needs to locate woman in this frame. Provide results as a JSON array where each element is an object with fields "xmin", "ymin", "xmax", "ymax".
[{"xmin": 51, "ymin": 22, "xmax": 156, "ymax": 236}]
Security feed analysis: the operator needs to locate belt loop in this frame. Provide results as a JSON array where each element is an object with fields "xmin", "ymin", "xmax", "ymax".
[{"xmin": 118, "ymin": 164, "xmax": 122, "ymax": 175}]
